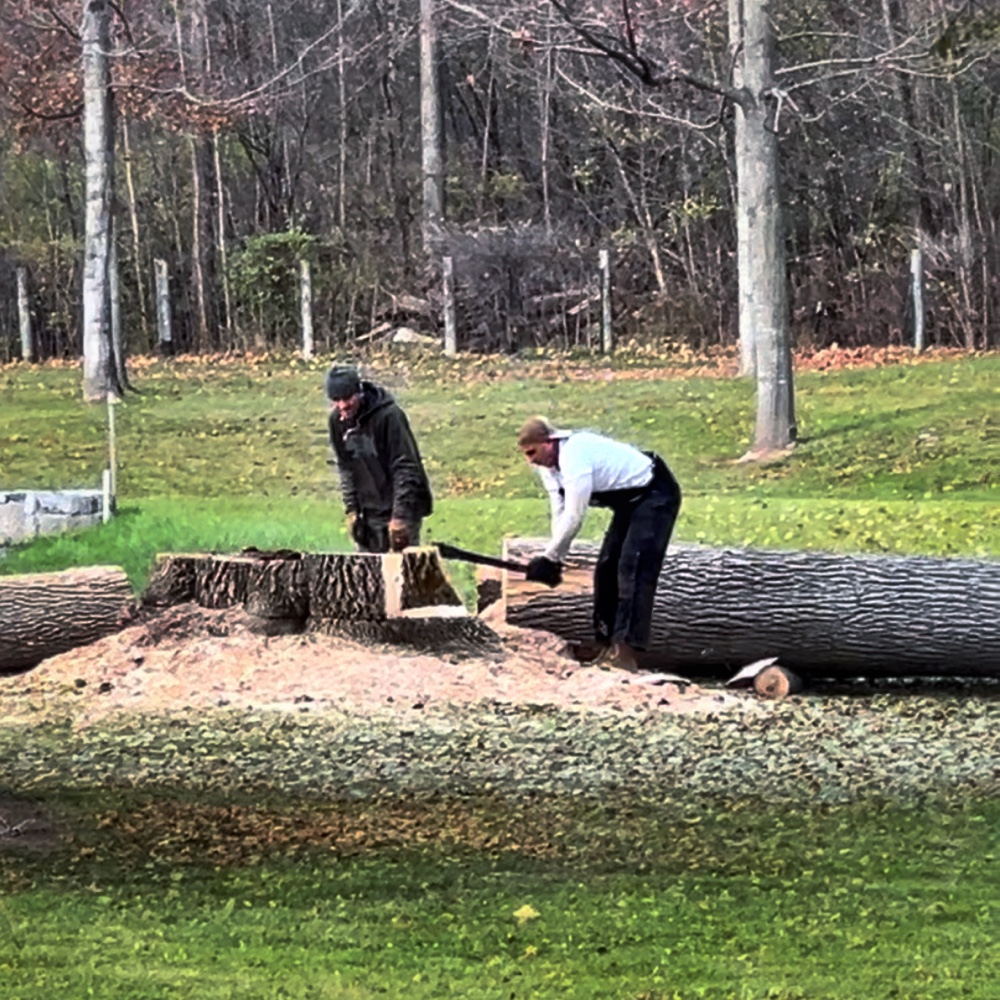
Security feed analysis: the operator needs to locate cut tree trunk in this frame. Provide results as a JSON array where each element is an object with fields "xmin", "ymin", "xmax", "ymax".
[
  {"xmin": 141, "ymin": 548, "xmax": 498, "ymax": 653},
  {"xmin": 502, "ymin": 539, "xmax": 1000, "ymax": 680},
  {"xmin": 143, "ymin": 548, "xmax": 464, "ymax": 618},
  {"xmin": 0, "ymin": 566, "xmax": 133, "ymax": 673}
]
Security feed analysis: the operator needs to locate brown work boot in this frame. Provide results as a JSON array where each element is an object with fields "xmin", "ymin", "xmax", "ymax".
[
  {"xmin": 571, "ymin": 639, "xmax": 610, "ymax": 665},
  {"xmin": 609, "ymin": 641, "xmax": 641, "ymax": 672}
]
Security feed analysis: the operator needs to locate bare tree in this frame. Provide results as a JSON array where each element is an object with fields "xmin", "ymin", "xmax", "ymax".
[
  {"xmin": 420, "ymin": 0, "xmax": 445, "ymax": 241},
  {"xmin": 533, "ymin": 0, "xmax": 796, "ymax": 455},
  {"xmin": 728, "ymin": 0, "xmax": 795, "ymax": 454},
  {"xmin": 81, "ymin": 0, "xmax": 123, "ymax": 401}
]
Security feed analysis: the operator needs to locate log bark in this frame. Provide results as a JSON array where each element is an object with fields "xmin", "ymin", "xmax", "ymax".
[
  {"xmin": 0, "ymin": 566, "xmax": 133, "ymax": 673},
  {"xmin": 140, "ymin": 548, "xmax": 494, "ymax": 651},
  {"xmin": 143, "ymin": 548, "xmax": 465, "ymax": 619},
  {"xmin": 502, "ymin": 539, "xmax": 1000, "ymax": 679}
]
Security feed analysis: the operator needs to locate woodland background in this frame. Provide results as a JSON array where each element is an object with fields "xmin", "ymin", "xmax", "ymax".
[{"xmin": 0, "ymin": 0, "xmax": 997, "ymax": 360}]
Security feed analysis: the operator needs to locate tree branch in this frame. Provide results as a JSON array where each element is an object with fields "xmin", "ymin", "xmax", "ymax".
[
  {"xmin": 548, "ymin": 0, "xmax": 743, "ymax": 104},
  {"xmin": 554, "ymin": 64, "xmax": 722, "ymax": 131}
]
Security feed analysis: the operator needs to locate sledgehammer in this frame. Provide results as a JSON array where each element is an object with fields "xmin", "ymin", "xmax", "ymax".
[{"xmin": 435, "ymin": 541, "xmax": 529, "ymax": 573}]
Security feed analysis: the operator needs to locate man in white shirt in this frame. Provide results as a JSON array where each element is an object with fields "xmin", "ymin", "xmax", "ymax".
[{"xmin": 517, "ymin": 416, "xmax": 682, "ymax": 671}]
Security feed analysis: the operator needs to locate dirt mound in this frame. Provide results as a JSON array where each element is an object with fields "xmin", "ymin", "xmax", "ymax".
[{"xmin": 0, "ymin": 602, "xmax": 747, "ymax": 728}]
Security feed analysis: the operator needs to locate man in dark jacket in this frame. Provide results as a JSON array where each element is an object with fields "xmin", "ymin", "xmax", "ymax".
[{"xmin": 326, "ymin": 365, "xmax": 433, "ymax": 553}]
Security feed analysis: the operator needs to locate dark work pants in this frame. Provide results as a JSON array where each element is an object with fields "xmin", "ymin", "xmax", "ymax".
[
  {"xmin": 592, "ymin": 460, "xmax": 681, "ymax": 651},
  {"xmin": 354, "ymin": 517, "xmax": 422, "ymax": 554}
]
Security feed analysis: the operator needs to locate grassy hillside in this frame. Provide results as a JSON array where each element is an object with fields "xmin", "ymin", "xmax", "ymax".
[{"xmin": 1, "ymin": 349, "xmax": 996, "ymax": 592}]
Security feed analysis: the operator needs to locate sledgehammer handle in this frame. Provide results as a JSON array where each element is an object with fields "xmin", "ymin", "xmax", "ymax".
[{"xmin": 435, "ymin": 542, "xmax": 529, "ymax": 573}]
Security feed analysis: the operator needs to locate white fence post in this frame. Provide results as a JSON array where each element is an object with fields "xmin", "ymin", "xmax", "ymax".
[
  {"xmin": 910, "ymin": 247, "xmax": 925, "ymax": 353},
  {"xmin": 599, "ymin": 247, "xmax": 613, "ymax": 354},
  {"xmin": 299, "ymin": 258, "xmax": 314, "ymax": 359},
  {"xmin": 102, "ymin": 469, "xmax": 113, "ymax": 523},
  {"xmin": 442, "ymin": 255, "xmax": 457, "ymax": 357},
  {"xmin": 16, "ymin": 267, "xmax": 33, "ymax": 362},
  {"xmin": 154, "ymin": 259, "xmax": 173, "ymax": 353},
  {"xmin": 106, "ymin": 395, "xmax": 118, "ymax": 506}
]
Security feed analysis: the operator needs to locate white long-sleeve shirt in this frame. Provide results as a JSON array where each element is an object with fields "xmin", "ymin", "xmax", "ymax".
[{"xmin": 535, "ymin": 431, "xmax": 653, "ymax": 561}]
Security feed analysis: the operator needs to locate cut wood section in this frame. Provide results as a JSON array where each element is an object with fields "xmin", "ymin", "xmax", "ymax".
[
  {"xmin": 142, "ymin": 546, "xmax": 499, "ymax": 655},
  {"xmin": 0, "ymin": 566, "xmax": 133, "ymax": 673},
  {"xmin": 502, "ymin": 538, "xmax": 1000, "ymax": 680},
  {"xmin": 475, "ymin": 565, "xmax": 503, "ymax": 613},
  {"xmin": 316, "ymin": 616, "xmax": 504, "ymax": 660},
  {"xmin": 144, "ymin": 547, "xmax": 466, "ymax": 623},
  {"xmin": 140, "ymin": 547, "xmax": 491, "ymax": 652},
  {"xmin": 754, "ymin": 665, "xmax": 803, "ymax": 699}
]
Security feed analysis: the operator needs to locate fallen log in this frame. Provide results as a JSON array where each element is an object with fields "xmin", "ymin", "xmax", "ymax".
[
  {"xmin": 501, "ymin": 538, "xmax": 1000, "ymax": 679},
  {"xmin": 0, "ymin": 566, "xmax": 133, "ymax": 673}
]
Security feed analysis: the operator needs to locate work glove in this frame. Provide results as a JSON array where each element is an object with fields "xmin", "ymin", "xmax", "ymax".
[
  {"xmin": 345, "ymin": 511, "xmax": 365, "ymax": 546},
  {"xmin": 525, "ymin": 555, "xmax": 562, "ymax": 587},
  {"xmin": 388, "ymin": 518, "xmax": 414, "ymax": 552}
]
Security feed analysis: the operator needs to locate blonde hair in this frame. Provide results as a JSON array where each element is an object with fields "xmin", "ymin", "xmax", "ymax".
[{"xmin": 517, "ymin": 416, "xmax": 556, "ymax": 448}]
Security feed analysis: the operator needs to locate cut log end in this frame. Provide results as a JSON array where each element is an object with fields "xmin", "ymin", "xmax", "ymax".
[
  {"xmin": 315, "ymin": 616, "xmax": 503, "ymax": 660},
  {"xmin": 754, "ymin": 665, "xmax": 803, "ymax": 699}
]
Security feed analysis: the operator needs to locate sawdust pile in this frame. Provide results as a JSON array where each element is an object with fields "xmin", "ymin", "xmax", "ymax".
[{"xmin": 0, "ymin": 602, "xmax": 747, "ymax": 728}]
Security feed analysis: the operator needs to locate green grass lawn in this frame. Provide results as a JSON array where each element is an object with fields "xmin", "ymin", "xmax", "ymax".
[
  {"xmin": 2, "ymin": 787, "xmax": 997, "ymax": 1000},
  {"xmin": 1, "ymin": 349, "xmax": 997, "ymax": 592}
]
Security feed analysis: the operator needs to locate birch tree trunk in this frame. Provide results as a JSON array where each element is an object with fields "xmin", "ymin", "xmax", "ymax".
[
  {"xmin": 109, "ymin": 238, "xmax": 127, "ymax": 388},
  {"xmin": 419, "ymin": 0, "xmax": 444, "ymax": 242},
  {"xmin": 537, "ymin": 26, "xmax": 554, "ymax": 234},
  {"xmin": 121, "ymin": 120, "xmax": 150, "ymax": 348},
  {"xmin": 336, "ymin": 0, "xmax": 348, "ymax": 232},
  {"xmin": 81, "ymin": 0, "xmax": 118, "ymax": 402},
  {"xmin": 212, "ymin": 129, "xmax": 235, "ymax": 348},
  {"xmin": 175, "ymin": 0, "xmax": 211, "ymax": 352},
  {"xmin": 729, "ymin": 0, "xmax": 796, "ymax": 455},
  {"xmin": 16, "ymin": 267, "xmax": 32, "ymax": 362}
]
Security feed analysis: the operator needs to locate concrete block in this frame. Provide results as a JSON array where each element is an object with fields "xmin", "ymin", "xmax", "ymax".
[
  {"xmin": 0, "ymin": 489, "xmax": 104, "ymax": 543},
  {"xmin": 35, "ymin": 513, "xmax": 103, "ymax": 535},
  {"xmin": 31, "ymin": 490, "xmax": 102, "ymax": 516},
  {"xmin": 0, "ymin": 498, "xmax": 28, "ymax": 544}
]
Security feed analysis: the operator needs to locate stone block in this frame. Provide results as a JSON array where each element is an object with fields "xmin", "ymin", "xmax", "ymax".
[
  {"xmin": 0, "ymin": 497, "xmax": 28, "ymax": 545},
  {"xmin": 35, "ymin": 513, "xmax": 102, "ymax": 536},
  {"xmin": 29, "ymin": 490, "xmax": 102, "ymax": 516},
  {"xmin": 0, "ymin": 489, "xmax": 104, "ymax": 543}
]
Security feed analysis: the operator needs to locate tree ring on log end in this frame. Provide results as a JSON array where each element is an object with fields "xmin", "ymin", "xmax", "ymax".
[{"xmin": 754, "ymin": 665, "xmax": 803, "ymax": 699}]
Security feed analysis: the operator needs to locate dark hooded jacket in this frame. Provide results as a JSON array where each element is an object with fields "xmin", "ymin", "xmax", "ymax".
[{"xmin": 328, "ymin": 381, "xmax": 433, "ymax": 524}]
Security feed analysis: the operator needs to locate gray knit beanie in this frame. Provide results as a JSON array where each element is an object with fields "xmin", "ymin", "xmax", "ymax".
[{"xmin": 325, "ymin": 365, "xmax": 362, "ymax": 400}]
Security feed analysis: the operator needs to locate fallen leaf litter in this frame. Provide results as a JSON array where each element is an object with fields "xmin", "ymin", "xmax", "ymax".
[{"xmin": 1, "ymin": 602, "xmax": 996, "ymax": 806}]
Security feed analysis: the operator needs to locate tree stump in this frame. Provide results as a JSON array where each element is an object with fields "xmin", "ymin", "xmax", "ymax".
[
  {"xmin": 0, "ymin": 566, "xmax": 133, "ymax": 673},
  {"xmin": 141, "ymin": 547, "xmax": 499, "ymax": 656},
  {"xmin": 501, "ymin": 538, "xmax": 1000, "ymax": 680}
]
